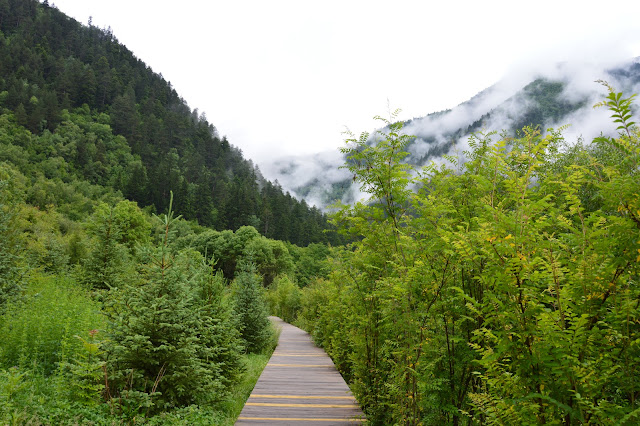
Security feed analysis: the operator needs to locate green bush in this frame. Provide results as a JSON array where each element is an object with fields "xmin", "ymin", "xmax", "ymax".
[
  {"xmin": 304, "ymin": 94, "xmax": 640, "ymax": 424},
  {"xmin": 82, "ymin": 203, "xmax": 130, "ymax": 290},
  {"xmin": 243, "ymin": 237, "xmax": 294, "ymax": 286},
  {"xmin": 296, "ymin": 278, "xmax": 333, "ymax": 341},
  {"xmin": 288, "ymin": 242, "xmax": 331, "ymax": 287},
  {"xmin": 0, "ymin": 184, "xmax": 21, "ymax": 308},
  {"xmin": 0, "ymin": 165, "xmax": 25, "ymax": 308},
  {"xmin": 266, "ymin": 275, "xmax": 301, "ymax": 323}
]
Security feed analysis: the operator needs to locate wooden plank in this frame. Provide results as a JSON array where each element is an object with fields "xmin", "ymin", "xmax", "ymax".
[{"xmin": 236, "ymin": 317, "xmax": 365, "ymax": 425}]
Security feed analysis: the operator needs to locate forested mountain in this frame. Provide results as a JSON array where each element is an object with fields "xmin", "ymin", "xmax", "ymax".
[
  {"xmin": 0, "ymin": 0, "xmax": 338, "ymax": 246},
  {"xmin": 0, "ymin": 3, "xmax": 337, "ymax": 423},
  {"xmin": 272, "ymin": 59, "xmax": 640, "ymax": 208}
]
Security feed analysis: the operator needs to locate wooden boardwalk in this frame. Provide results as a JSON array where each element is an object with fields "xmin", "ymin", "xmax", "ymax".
[{"xmin": 236, "ymin": 317, "xmax": 365, "ymax": 425}]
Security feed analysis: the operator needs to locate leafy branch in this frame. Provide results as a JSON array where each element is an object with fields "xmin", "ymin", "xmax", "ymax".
[{"xmin": 594, "ymin": 79, "xmax": 637, "ymax": 138}]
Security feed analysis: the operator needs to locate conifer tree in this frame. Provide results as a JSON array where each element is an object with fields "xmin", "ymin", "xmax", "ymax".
[
  {"xmin": 233, "ymin": 260, "xmax": 272, "ymax": 354},
  {"xmin": 82, "ymin": 203, "xmax": 127, "ymax": 290},
  {"xmin": 104, "ymin": 193, "xmax": 242, "ymax": 412}
]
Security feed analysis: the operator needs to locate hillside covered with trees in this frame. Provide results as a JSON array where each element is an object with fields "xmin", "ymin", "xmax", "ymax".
[{"xmin": 0, "ymin": 0, "xmax": 339, "ymax": 246}]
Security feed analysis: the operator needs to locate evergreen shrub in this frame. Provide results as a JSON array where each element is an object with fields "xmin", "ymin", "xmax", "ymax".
[
  {"xmin": 232, "ymin": 261, "xmax": 273, "ymax": 354},
  {"xmin": 104, "ymin": 195, "xmax": 242, "ymax": 413}
]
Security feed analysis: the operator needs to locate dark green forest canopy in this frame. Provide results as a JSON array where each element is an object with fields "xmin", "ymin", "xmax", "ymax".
[{"xmin": 0, "ymin": 0, "xmax": 340, "ymax": 246}]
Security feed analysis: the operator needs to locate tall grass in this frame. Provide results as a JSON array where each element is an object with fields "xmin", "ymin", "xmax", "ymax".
[
  {"xmin": 0, "ymin": 273, "xmax": 104, "ymax": 374},
  {"xmin": 0, "ymin": 273, "xmax": 105, "ymax": 424}
]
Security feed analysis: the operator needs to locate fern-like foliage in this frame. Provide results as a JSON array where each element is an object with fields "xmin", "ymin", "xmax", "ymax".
[
  {"xmin": 594, "ymin": 79, "xmax": 636, "ymax": 136},
  {"xmin": 593, "ymin": 80, "xmax": 639, "ymax": 169}
]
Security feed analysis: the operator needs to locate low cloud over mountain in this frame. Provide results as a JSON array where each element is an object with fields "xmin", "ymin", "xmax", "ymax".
[{"xmin": 263, "ymin": 58, "xmax": 640, "ymax": 209}]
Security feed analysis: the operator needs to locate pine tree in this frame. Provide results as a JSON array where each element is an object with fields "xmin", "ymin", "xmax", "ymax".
[
  {"xmin": 104, "ymin": 193, "xmax": 242, "ymax": 413},
  {"xmin": 233, "ymin": 260, "xmax": 272, "ymax": 354},
  {"xmin": 82, "ymin": 203, "xmax": 127, "ymax": 290}
]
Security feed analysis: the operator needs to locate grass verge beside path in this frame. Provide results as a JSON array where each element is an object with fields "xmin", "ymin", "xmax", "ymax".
[
  {"xmin": 150, "ymin": 321, "xmax": 280, "ymax": 425},
  {"xmin": 218, "ymin": 353, "xmax": 271, "ymax": 425},
  {"xmin": 147, "ymin": 353, "xmax": 272, "ymax": 425}
]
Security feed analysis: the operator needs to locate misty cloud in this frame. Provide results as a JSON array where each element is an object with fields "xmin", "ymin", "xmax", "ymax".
[
  {"xmin": 262, "ymin": 57, "xmax": 640, "ymax": 210},
  {"xmin": 260, "ymin": 149, "xmax": 353, "ymax": 208}
]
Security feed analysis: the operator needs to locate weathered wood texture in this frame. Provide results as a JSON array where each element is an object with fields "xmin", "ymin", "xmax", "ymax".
[{"xmin": 236, "ymin": 317, "xmax": 365, "ymax": 425}]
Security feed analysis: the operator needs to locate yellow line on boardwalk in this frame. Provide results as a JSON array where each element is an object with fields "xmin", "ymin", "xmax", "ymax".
[
  {"xmin": 269, "ymin": 363, "xmax": 332, "ymax": 367},
  {"xmin": 250, "ymin": 394, "xmax": 356, "ymax": 400},
  {"xmin": 238, "ymin": 417, "xmax": 365, "ymax": 422},
  {"xmin": 272, "ymin": 354, "xmax": 325, "ymax": 357},
  {"xmin": 245, "ymin": 402, "xmax": 357, "ymax": 408}
]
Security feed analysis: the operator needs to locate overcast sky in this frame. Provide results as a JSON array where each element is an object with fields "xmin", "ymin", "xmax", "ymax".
[{"xmin": 51, "ymin": 0, "xmax": 640, "ymax": 167}]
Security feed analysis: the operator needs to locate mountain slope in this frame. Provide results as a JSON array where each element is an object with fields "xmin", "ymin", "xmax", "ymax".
[{"xmin": 0, "ymin": 0, "xmax": 340, "ymax": 245}]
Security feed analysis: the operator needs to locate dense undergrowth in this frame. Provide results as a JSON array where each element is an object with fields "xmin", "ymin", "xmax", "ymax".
[
  {"xmin": 3, "ymin": 78, "xmax": 638, "ymax": 426},
  {"xmin": 0, "ymin": 172, "xmax": 320, "ymax": 424},
  {"xmin": 288, "ymin": 85, "xmax": 640, "ymax": 425}
]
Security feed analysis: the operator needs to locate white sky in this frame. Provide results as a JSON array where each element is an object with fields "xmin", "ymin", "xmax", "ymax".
[{"xmin": 51, "ymin": 0, "xmax": 640, "ymax": 168}]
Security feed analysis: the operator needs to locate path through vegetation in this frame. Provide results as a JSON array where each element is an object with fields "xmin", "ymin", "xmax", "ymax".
[{"xmin": 236, "ymin": 317, "xmax": 364, "ymax": 425}]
